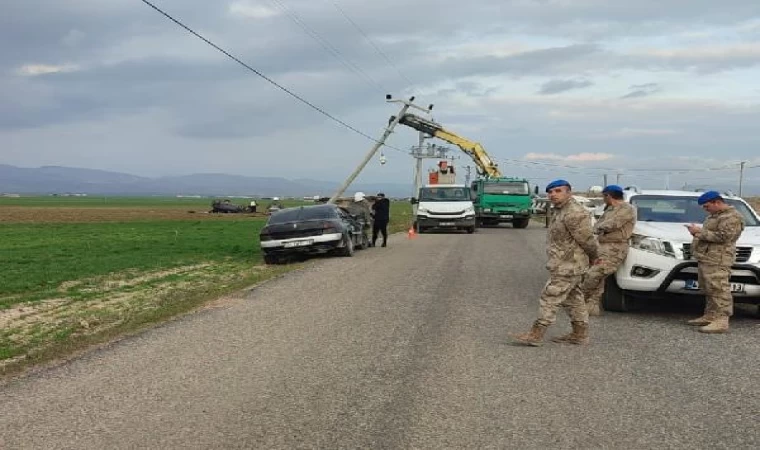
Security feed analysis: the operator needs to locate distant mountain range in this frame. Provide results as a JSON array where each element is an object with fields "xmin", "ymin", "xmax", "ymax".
[{"xmin": 0, "ymin": 164, "xmax": 414, "ymax": 198}]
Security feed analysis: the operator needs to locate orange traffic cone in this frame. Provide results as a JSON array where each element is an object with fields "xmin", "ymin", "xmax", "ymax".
[{"xmin": 407, "ymin": 226, "xmax": 417, "ymax": 239}]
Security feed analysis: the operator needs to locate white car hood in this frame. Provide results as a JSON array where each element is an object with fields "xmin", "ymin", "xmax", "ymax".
[
  {"xmin": 636, "ymin": 222, "xmax": 760, "ymax": 246},
  {"xmin": 419, "ymin": 201, "xmax": 472, "ymax": 212}
]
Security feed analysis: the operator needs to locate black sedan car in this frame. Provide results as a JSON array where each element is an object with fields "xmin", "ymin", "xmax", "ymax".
[{"xmin": 259, "ymin": 204, "xmax": 369, "ymax": 264}]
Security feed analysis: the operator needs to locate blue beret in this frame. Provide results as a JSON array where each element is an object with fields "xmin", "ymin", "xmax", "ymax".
[
  {"xmin": 545, "ymin": 179, "xmax": 571, "ymax": 192},
  {"xmin": 602, "ymin": 184, "xmax": 624, "ymax": 195},
  {"xmin": 697, "ymin": 190, "xmax": 722, "ymax": 205}
]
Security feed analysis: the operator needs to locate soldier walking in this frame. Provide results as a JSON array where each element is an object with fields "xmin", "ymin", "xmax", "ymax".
[
  {"xmin": 685, "ymin": 191, "xmax": 745, "ymax": 333},
  {"xmin": 582, "ymin": 185, "xmax": 636, "ymax": 316},
  {"xmin": 513, "ymin": 180, "xmax": 600, "ymax": 346}
]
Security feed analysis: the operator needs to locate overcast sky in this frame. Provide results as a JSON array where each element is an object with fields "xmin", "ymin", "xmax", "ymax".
[{"xmin": 2, "ymin": 0, "xmax": 760, "ymax": 191}]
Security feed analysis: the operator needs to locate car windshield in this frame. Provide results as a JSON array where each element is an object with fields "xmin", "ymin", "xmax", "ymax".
[
  {"xmin": 630, "ymin": 195, "xmax": 759, "ymax": 226},
  {"xmin": 268, "ymin": 206, "xmax": 337, "ymax": 224},
  {"xmin": 419, "ymin": 187, "xmax": 470, "ymax": 201},
  {"xmin": 483, "ymin": 182, "xmax": 529, "ymax": 195}
]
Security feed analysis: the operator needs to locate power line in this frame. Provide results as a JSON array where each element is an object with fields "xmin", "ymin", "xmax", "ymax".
[
  {"xmin": 268, "ymin": 0, "xmax": 387, "ymax": 94},
  {"xmin": 328, "ymin": 0, "xmax": 414, "ymax": 88},
  {"xmin": 139, "ymin": 0, "xmax": 406, "ymax": 153}
]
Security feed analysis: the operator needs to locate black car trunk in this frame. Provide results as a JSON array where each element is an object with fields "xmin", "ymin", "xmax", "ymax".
[{"xmin": 262, "ymin": 219, "xmax": 336, "ymax": 240}]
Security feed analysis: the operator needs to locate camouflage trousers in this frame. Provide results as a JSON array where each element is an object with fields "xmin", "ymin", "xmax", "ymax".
[
  {"xmin": 581, "ymin": 247, "xmax": 627, "ymax": 308},
  {"xmin": 537, "ymin": 274, "xmax": 588, "ymax": 326},
  {"xmin": 698, "ymin": 263, "xmax": 733, "ymax": 317}
]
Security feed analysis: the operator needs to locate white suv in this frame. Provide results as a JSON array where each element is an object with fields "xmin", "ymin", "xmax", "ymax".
[{"xmin": 603, "ymin": 188, "xmax": 760, "ymax": 313}]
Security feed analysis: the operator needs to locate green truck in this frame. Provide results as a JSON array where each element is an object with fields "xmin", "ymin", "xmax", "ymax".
[{"xmin": 470, "ymin": 177, "xmax": 533, "ymax": 228}]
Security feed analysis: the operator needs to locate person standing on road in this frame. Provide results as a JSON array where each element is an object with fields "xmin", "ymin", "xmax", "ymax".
[
  {"xmin": 513, "ymin": 180, "xmax": 600, "ymax": 346},
  {"xmin": 685, "ymin": 191, "xmax": 745, "ymax": 333},
  {"xmin": 371, "ymin": 192, "xmax": 390, "ymax": 247},
  {"xmin": 349, "ymin": 192, "xmax": 373, "ymax": 243},
  {"xmin": 581, "ymin": 185, "xmax": 636, "ymax": 316}
]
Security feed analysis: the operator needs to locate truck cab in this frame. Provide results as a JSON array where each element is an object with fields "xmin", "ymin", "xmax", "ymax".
[
  {"xmin": 412, "ymin": 184, "xmax": 476, "ymax": 234},
  {"xmin": 471, "ymin": 178, "xmax": 532, "ymax": 228}
]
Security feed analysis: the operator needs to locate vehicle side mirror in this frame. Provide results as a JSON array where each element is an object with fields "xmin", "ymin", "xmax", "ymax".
[
  {"xmin": 410, "ymin": 198, "xmax": 418, "ymax": 204},
  {"xmin": 534, "ymin": 185, "xmax": 539, "ymax": 195}
]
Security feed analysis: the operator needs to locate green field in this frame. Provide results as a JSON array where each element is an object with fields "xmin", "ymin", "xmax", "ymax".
[{"xmin": 0, "ymin": 197, "xmax": 412, "ymax": 372}]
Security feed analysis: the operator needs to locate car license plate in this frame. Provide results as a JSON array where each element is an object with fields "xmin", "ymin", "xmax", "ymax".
[
  {"xmin": 284, "ymin": 239, "xmax": 312, "ymax": 248},
  {"xmin": 684, "ymin": 279, "xmax": 745, "ymax": 293},
  {"xmin": 500, "ymin": 215, "xmax": 513, "ymax": 219},
  {"xmin": 439, "ymin": 222, "xmax": 455, "ymax": 226}
]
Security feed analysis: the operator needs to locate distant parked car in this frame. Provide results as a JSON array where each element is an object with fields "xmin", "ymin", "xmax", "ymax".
[{"xmin": 259, "ymin": 204, "xmax": 368, "ymax": 264}]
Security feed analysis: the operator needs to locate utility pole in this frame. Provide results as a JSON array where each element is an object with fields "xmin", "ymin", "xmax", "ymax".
[
  {"xmin": 329, "ymin": 95, "xmax": 432, "ymax": 203},
  {"xmin": 414, "ymin": 131, "xmax": 425, "ymax": 197},
  {"xmin": 603, "ymin": 174, "xmax": 608, "ymax": 187},
  {"xmin": 616, "ymin": 173, "xmax": 621, "ymax": 185},
  {"xmin": 465, "ymin": 166, "xmax": 472, "ymax": 186},
  {"xmin": 739, "ymin": 161, "xmax": 746, "ymax": 197}
]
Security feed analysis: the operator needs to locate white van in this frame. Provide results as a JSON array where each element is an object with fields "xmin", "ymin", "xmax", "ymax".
[{"xmin": 412, "ymin": 184, "xmax": 476, "ymax": 233}]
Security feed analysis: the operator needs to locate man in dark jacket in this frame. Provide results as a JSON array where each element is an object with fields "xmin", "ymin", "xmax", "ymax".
[{"xmin": 371, "ymin": 192, "xmax": 391, "ymax": 247}]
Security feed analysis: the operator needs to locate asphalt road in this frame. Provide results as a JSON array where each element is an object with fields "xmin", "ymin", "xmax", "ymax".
[{"xmin": 2, "ymin": 225, "xmax": 759, "ymax": 449}]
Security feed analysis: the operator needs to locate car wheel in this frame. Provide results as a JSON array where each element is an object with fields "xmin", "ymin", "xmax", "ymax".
[
  {"xmin": 602, "ymin": 276, "xmax": 631, "ymax": 312},
  {"xmin": 339, "ymin": 235, "xmax": 354, "ymax": 257},
  {"xmin": 513, "ymin": 218, "xmax": 530, "ymax": 229}
]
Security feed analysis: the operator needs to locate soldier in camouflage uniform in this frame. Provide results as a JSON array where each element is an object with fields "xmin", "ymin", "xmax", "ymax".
[
  {"xmin": 685, "ymin": 191, "xmax": 745, "ymax": 333},
  {"xmin": 513, "ymin": 179, "xmax": 600, "ymax": 346},
  {"xmin": 581, "ymin": 185, "xmax": 636, "ymax": 316}
]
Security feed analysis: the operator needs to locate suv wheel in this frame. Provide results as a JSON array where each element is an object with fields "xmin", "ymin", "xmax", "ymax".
[{"xmin": 602, "ymin": 276, "xmax": 631, "ymax": 312}]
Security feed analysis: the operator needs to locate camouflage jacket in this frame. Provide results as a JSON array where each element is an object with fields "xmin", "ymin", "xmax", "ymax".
[
  {"xmin": 594, "ymin": 202, "xmax": 636, "ymax": 244},
  {"xmin": 345, "ymin": 200, "xmax": 372, "ymax": 228},
  {"xmin": 546, "ymin": 198, "xmax": 600, "ymax": 276},
  {"xmin": 692, "ymin": 206, "xmax": 745, "ymax": 266}
]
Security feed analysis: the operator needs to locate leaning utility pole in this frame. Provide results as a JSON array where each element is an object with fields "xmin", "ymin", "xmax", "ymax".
[
  {"xmin": 328, "ymin": 95, "xmax": 432, "ymax": 203},
  {"xmin": 739, "ymin": 161, "xmax": 746, "ymax": 197},
  {"xmin": 464, "ymin": 166, "xmax": 472, "ymax": 186}
]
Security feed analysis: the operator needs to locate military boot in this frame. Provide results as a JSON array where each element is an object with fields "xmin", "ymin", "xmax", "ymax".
[
  {"xmin": 698, "ymin": 316, "xmax": 729, "ymax": 334},
  {"xmin": 551, "ymin": 321, "xmax": 589, "ymax": 345},
  {"xmin": 687, "ymin": 313, "xmax": 716, "ymax": 326},
  {"xmin": 512, "ymin": 321, "xmax": 547, "ymax": 347}
]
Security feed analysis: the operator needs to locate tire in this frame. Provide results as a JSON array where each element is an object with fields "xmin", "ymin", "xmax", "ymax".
[
  {"xmin": 513, "ymin": 218, "xmax": 530, "ymax": 229},
  {"xmin": 338, "ymin": 235, "xmax": 355, "ymax": 257},
  {"xmin": 602, "ymin": 276, "xmax": 631, "ymax": 312}
]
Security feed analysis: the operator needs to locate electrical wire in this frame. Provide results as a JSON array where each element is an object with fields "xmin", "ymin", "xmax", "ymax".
[
  {"xmin": 268, "ymin": 0, "xmax": 388, "ymax": 94},
  {"xmin": 328, "ymin": 0, "xmax": 414, "ymax": 88},
  {"xmin": 139, "ymin": 0, "xmax": 406, "ymax": 154}
]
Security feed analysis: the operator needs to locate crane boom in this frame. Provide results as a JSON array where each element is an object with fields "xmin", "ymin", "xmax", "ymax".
[{"xmin": 398, "ymin": 113, "xmax": 502, "ymax": 178}]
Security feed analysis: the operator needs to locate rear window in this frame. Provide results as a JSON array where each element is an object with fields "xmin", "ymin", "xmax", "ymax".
[{"xmin": 267, "ymin": 206, "xmax": 338, "ymax": 224}]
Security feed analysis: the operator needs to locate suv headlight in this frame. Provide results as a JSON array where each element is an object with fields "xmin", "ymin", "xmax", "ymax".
[
  {"xmin": 465, "ymin": 206, "xmax": 475, "ymax": 214},
  {"xmin": 417, "ymin": 207, "xmax": 428, "ymax": 214},
  {"xmin": 630, "ymin": 234, "xmax": 676, "ymax": 258}
]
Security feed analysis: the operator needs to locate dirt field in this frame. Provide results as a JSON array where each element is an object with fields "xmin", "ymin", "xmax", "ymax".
[{"xmin": 0, "ymin": 207, "xmax": 268, "ymax": 223}]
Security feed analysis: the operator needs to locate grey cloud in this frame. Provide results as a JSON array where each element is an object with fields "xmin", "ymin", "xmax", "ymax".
[
  {"xmin": 621, "ymin": 83, "xmax": 661, "ymax": 99},
  {"xmin": 538, "ymin": 78, "xmax": 594, "ymax": 95},
  {"xmin": 436, "ymin": 44, "xmax": 600, "ymax": 79}
]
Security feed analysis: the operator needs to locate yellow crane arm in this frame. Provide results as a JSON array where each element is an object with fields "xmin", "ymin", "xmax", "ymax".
[{"xmin": 397, "ymin": 113, "xmax": 502, "ymax": 178}]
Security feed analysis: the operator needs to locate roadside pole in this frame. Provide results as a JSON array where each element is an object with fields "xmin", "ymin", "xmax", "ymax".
[
  {"xmin": 328, "ymin": 95, "xmax": 429, "ymax": 203},
  {"xmin": 739, "ymin": 161, "xmax": 746, "ymax": 197}
]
